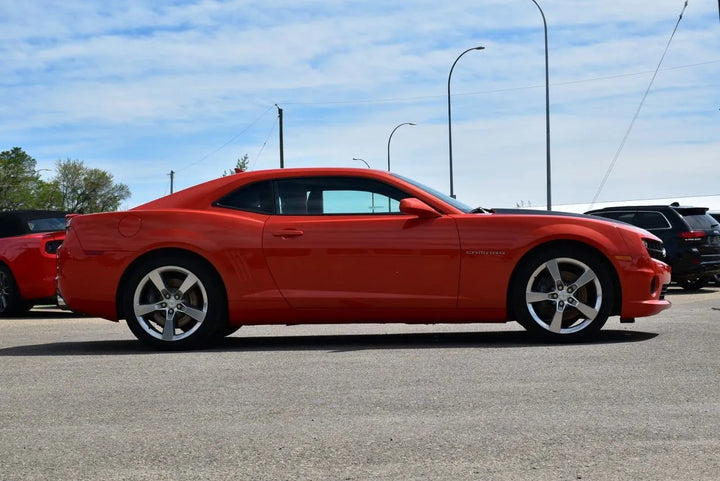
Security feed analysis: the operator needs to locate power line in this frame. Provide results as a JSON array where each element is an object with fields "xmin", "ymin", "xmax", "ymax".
[
  {"xmin": 174, "ymin": 105, "xmax": 275, "ymax": 173},
  {"xmin": 252, "ymin": 119, "xmax": 278, "ymax": 169},
  {"xmin": 590, "ymin": 0, "xmax": 690, "ymax": 207}
]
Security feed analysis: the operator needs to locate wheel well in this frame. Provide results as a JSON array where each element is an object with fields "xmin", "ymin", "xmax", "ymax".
[
  {"xmin": 506, "ymin": 240, "xmax": 621, "ymax": 320},
  {"xmin": 115, "ymin": 248, "xmax": 228, "ymax": 320}
]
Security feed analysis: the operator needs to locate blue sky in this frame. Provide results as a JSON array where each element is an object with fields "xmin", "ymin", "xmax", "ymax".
[{"xmin": 2, "ymin": 0, "xmax": 718, "ymax": 210}]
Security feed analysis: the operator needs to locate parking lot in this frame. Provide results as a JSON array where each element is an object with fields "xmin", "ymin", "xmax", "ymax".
[{"xmin": 1, "ymin": 286, "xmax": 719, "ymax": 481}]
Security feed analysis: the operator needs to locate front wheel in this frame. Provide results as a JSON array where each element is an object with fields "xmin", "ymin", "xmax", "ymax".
[
  {"xmin": 122, "ymin": 256, "xmax": 225, "ymax": 349},
  {"xmin": 511, "ymin": 247, "xmax": 614, "ymax": 341}
]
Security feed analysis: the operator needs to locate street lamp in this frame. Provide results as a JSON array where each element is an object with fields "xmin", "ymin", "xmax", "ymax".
[
  {"xmin": 529, "ymin": 0, "xmax": 552, "ymax": 210},
  {"xmin": 448, "ymin": 46, "xmax": 484, "ymax": 199},
  {"xmin": 386, "ymin": 122, "xmax": 416, "ymax": 172},
  {"xmin": 353, "ymin": 158, "xmax": 376, "ymax": 212},
  {"xmin": 352, "ymin": 157, "xmax": 370, "ymax": 168}
]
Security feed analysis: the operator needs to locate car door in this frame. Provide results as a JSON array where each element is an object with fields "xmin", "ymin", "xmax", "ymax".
[{"xmin": 262, "ymin": 176, "xmax": 461, "ymax": 309}]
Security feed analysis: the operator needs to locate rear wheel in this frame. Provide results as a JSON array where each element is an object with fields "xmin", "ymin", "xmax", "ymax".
[
  {"xmin": 122, "ymin": 256, "xmax": 225, "ymax": 349},
  {"xmin": 512, "ymin": 247, "xmax": 614, "ymax": 341},
  {"xmin": 0, "ymin": 265, "xmax": 30, "ymax": 317}
]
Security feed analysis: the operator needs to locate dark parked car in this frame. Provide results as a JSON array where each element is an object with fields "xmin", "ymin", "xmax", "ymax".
[
  {"xmin": 710, "ymin": 212, "xmax": 720, "ymax": 285},
  {"xmin": 0, "ymin": 210, "xmax": 67, "ymax": 315},
  {"xmin": 586, "ymin": 204, "xmax": 720, "ymax": 290}
]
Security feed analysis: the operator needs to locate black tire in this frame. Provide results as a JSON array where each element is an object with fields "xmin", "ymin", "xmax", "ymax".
[
  {"xmin": 511, "ymin": 246, "xmax": 614, "ymax": 341},
  {"xmin": 678, "ymin": 278, "xmax": 708, "ymax": 291},
  {"xmin": 216, "ymin": 324, "xmax": 242, "ymax": 338},
  {"xmin": 121, "ymin": 255, "xmax": 225, "ymax": 349},
  {"xmin": 0, "ymin": 265, "xmax": 31, "ymax": 317}
]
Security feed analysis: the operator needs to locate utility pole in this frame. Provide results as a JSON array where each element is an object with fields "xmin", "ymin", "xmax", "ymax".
[
  {"xmin": 276, "ymin": 104, "xmax": 285, "ymax": 168},
  {"xmin": 169, "ymin": 170, "xmax": 174, "ymax": 194}
]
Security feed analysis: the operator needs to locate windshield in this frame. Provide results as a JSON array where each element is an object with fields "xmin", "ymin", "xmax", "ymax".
[{"xmin": 392, "ymin": 174, "xmax": 473, "ymax": 213}]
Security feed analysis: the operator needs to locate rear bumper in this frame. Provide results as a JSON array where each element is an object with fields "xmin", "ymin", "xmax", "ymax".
[
  {"xmin": 672, "ymin": 260, "xmax": 720, "ymax": 282},
  {"xmin": 56, "ymin": 245, "xmax": 124, "ymax": 321}
]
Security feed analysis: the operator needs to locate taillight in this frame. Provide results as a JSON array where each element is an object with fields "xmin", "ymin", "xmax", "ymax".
[
  {"xmin": 679, "ymin": 231, "xmax": 706, "ymax": 242},
  {"xmin": 65, "ymin": 213, "xmax": 78, "ymax": 233},
  {"xmin": 44, "ymin": 239, "xmax": 63, "ymax": 255}
]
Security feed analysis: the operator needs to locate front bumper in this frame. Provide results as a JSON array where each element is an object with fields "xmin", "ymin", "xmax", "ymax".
[{"xmin": 619, "ymin": 258, "xmax": 672, "ymax": 319}]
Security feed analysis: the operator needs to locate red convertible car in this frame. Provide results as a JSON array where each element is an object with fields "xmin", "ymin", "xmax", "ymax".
[
  {"xmin": 1, "ymin": 210, "xmax": 67, "ymax": 316},
  {"xmin": 57, "ymin": 168, "xmax": 671, "ymax": 348}
]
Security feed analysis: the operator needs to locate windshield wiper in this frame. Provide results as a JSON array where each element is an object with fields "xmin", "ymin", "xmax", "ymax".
[{"xmin": 470, "ymin": 206, "xmax": 493, "ymax": 214}]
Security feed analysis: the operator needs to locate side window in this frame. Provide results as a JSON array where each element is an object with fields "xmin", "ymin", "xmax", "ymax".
[
  {"xmin": 321, "ymin": 190, "xmax": 400, "ymax": 214},
  {"xmin": 214, "ymin": 181, "xmax": 274, "ymax": 214},
  {"xmin": 596, "ymin": 212, "xmax": 635, "ymax": 224},
  {"xmin": 274, "ymin": 177, "xmax": 410, "ymax": 215},
  {"xmin": 635, "ymin": 211, "xmax": 671, "ymax": 230}
]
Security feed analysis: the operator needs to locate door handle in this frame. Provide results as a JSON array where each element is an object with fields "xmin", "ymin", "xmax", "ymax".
[{"xmin": 272, "ymin": 229, "xmax": 304, "ymax": 238}]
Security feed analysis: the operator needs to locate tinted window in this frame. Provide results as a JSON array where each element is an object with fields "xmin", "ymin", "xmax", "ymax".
[
  {"xmin": 594, "ymin": 211, "xmax": 634, "ymax": 223},
  {"xmin": 684, "ymin": 214, "xmax": 718, "ymax": 230},
  {"xmin": 274, "ymin": 177, "xmax": 411, "ymax": 215},
  {"xmin": 634, "ymin": 211, "xmax": 670, "ymax": 230},
  {"xmin": 215, "ymin": 181, "xmax": 275, "ymax": 214}
]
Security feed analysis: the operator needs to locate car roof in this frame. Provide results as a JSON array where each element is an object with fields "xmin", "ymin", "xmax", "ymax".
[
  {"xmin": 132, "ymin": 168, "xmax": 410, "ymax": 211},
  {"xmin": 0, "ymin": 210, "xmax": 68, "ymax": 237},
  {"xmin": 586, "ymin": 204, "xmax": 709, "ymax": 215}
]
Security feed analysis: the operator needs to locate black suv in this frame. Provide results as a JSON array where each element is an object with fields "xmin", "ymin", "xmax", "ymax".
[
  {"xmin": 710, "ymin": 212, "xmax": 720, "ymax": 285},
  {"xmin": 586, "ymin": 204, "xmax": 720, "ymax": 290}
]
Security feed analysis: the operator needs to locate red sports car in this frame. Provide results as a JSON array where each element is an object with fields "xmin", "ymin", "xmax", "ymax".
[
  {"xmin": 1, "ymin": 210, "xmax": 67, "ymax": 316},
  {"xmin": 57, "ymin": 168, "xmax": 671, "ymax": 348}
]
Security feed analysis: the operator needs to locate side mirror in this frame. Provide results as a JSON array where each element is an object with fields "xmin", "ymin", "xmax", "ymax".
[{"xmin": 399, "ymin": 198, "xmax": 441, "ymax": 219}]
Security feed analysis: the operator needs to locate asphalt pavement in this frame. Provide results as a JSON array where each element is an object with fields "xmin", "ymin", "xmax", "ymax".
[{"xmin": 1, "ymin": 286, "xmax": 719, "ymax": 481}]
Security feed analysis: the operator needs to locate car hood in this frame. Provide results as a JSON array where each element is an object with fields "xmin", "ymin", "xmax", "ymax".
[
  {"xmin": 490, "ymin": 208, "xmax": 659, "ymax": 239},
  {"xmin": 491, "ymin": 208, "xmax": 591, "ymax": 219}
]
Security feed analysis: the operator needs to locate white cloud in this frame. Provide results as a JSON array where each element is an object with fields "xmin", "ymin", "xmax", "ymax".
[{"xmin": 1, "ymin": 0, "xmax": 719, "ymax": 208}]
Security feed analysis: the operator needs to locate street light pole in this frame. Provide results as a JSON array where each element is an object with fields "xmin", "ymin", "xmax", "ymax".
[
  {"xmin": 386, "ymin": 122, "xmax": 416, "ymax": 172},
  {"xmin": 276, "ymin": 104, "xmax": 285, "ymax": 168},
  {"xmin": 352, "ymin": 157, "xmax": 370, "ymax": 168},
  {"xmin": 448, "ymin": 46, "xmax": 484, "ymax": 199},
  {"xmin": 353, "ymin": 158, "xmax": 375, "ymax": 212},
  {"xmin": 530, "ymin": 0, "xmax": 552, "ymax": 210}
]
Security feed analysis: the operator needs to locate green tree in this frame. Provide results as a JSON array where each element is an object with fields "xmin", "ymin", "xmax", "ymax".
[
  {"xmin": 1, "ymin": 148, "xmax": 131, "ymax": 213},
  {"xmin": 223, "ymin": 154, "xmax": 250, "ymax": 176},
  {"xmin": 0, "ymin": 147, "xmax": 43, "ymax": 210},
  {"xmin": 54, "ymin": 159, "xmax": 130, "ymax": 213}
]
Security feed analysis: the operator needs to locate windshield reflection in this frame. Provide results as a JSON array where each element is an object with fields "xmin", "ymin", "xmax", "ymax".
[{"xmin": 393, "ymin": 173, "xmax": 473, "ymax": 213}]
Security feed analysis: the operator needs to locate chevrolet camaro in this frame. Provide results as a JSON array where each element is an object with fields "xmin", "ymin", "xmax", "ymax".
[{"xmin": 57, "ymin": 168, "xmax": 671, "ymax": 349}]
